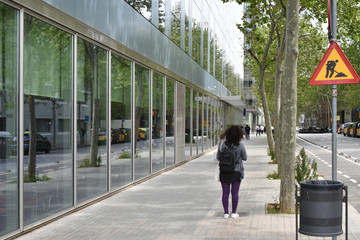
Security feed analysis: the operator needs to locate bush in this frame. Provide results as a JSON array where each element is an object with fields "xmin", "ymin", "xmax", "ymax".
[
  {"xmin": 79, "ymin": 155, "xmax": 102, "ymax": 167},
  {"xmin": 295, "ymin": 147, "xmax": 318, "ymax": 184},
  {"xmin": 117, "ymin": 151, "xmax": 140, "ymax": 159},
  {"xmin": 267, "ymin": 170, "xmax": 280, "ymax": 180},
  {"xmin": 267, "ymin": 148, "xmax": 277, "ymax": 163}
]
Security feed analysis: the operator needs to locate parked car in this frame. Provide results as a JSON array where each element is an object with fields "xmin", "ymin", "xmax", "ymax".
[
  {"xmin": 111, "ymin": 129, "xmax": 120, "ymax": 144},
  {"xmin": 338, "ymin": 124, "xmax": 344, "ymax": 134},
  {"xmin": 343, "ymin": 122, "xmax": 353, "ymax": 136},
  {"xmin": 11, "ymin": 132, "xmax": 51, "ymax": 155},
  {"xmin": 138, "ymin": 128, "xmax": 148, "ymax": 140},
  {"xmin": 355, "ymin": 122, "xmax": 360, "ymax": 137},
  {"xmin": 98, "ymin": 131, "xmax": 106, "ymax": 145},
  {"xmin": 118, "ymin": 128, "xmax": 130, "ymax": 142}
]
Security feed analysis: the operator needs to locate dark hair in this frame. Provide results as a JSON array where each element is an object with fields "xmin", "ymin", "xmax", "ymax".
[{"xmin": 220, "ymin": 125, "xmax": 244, "ymax": 146}]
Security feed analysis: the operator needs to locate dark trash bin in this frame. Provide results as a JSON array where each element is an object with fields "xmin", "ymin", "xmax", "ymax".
[
  {"xmin": 0, "ymin": 131, "xmax": 11, "ymax": 159},
  {"xmin": 299, "ymin": 180, "xmax": 344, "ymax": 237}
]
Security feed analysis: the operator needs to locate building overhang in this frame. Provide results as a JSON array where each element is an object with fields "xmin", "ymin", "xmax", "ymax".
[{"xmin": 220, "ymin": 96, "xmax": 245, "ymax": 108}]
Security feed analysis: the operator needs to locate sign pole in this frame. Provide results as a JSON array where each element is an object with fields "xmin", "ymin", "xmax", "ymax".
[
  {"xmin": 330, "ymin": 1, "xmax": 337, "ymax": 240},
  {"xmin": 330, "ymin": 0, "xmax": 337, "ymax": 183}
]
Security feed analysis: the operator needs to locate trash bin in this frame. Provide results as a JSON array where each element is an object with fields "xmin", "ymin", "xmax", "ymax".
[
  {"xmin": 0, "ymin": 131, "xmax": 11, "ymax": 159},
  {"xmin": 299, "ymin": 180, "xmax": 344, "ymax": 237}
]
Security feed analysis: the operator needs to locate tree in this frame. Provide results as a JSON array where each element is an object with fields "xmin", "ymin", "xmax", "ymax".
[{"xmin": 279, "ymin": 0, "xmax": 299, "ymax": 213}]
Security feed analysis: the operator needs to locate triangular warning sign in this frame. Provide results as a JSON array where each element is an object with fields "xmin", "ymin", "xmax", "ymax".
[{"xmin": 309, "ymin": 42, "xmax": 360, "ymax": 85}]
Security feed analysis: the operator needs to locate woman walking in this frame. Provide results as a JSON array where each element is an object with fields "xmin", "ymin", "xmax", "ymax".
[{"xmin": 217, "ymin": 125, "xmax": 248, "ymax": 219}]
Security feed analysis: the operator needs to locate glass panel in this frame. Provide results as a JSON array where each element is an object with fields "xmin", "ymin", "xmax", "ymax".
[
  {"xmin": 208, "ymin": 98, "xmax": 212, "ymax": 147},
  {"xmin": 185, "ymin": 87, "xmax": 191, "ymax": 159},
  {"xmin": 184, "ymin": 0, "xmax": 190, "ymax": 53},
  {"xmin": 158, "ymin": 0, "xmax": 165, "ymax": 33},
  {"xmin": 192, "ymin": 1, "xmax": 201, "ymax": 65},
  {"xmin": 171, "ymin": 0, "xmax": 181, "ymax": 46},
  {"xmin": 203, "ymin": 20, "xmax": 208, "ymax": 70},
  {"xmin": 110, "ymin": 53, "xmax": 132, "ymax": 190},
  {"xmin": 124, "ymin": 0, "xmax": 152, "ymax": 21},
  {"xmin": 152, "ymin": 72, "xmax": 164, "ymax": 172},
  {"xmin": 215, "ymin": 101, "xmax": 219, "ymax": 145},
  {"xmin": 0, "ymin": 3, "xmax": 18, "ymax": 236},
  {"xmin": 134, "ymin": 64, "xmax": 150, "ymax": 180},
  {"xmin": 198, "ymin": 93, "xmax": 203, "ymax": 152},
  {"xmin": 165, "ymin": 78, "xmax": 174, "ymax": 166},
  {"xmin": 76, "ymin": 38, "xmax": 107, "ymax": 203},
  {"xmin": 23, "ymin": 14, "xmax": 73, "ymax": 225},
  {"xmin": 204, "ymin": 96, "xmax": 208, "ymax": 150},
  {"xmin": 192, "ymin": 91, "xmax": 198, "ymax": 155},
  {"xmin": 210, "ymin": 29, "xmax": 214, "ymax": 76}
]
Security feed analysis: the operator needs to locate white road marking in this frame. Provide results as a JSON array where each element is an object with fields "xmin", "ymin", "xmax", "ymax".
[
  {"xmin": 350, "ymin": 179, "xmax": 358, "ymax": 183},
  {"xmin": 343, "ymin": 175, "xmax": 350, "ymax": 179}
]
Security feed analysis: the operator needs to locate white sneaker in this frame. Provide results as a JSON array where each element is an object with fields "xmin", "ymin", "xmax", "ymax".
[
  {"xmin": 231, "ymin": 213, "xmax": 239, "ymax": 218},
  {"xmin": 224, "ymin": 214, "xmax": 229, "ymax": 219}
]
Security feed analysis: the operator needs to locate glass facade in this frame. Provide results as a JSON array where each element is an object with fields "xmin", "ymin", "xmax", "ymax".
[
  {"xmin": 0, "ymin": 0, "xmax": 243, "ymax": 237},
  {"xmin": 134, "ymin": 64, "xmax": 150, "ymax": 180},
  {"xmin": 110, "ymin": 53, "xmax": 132, "ymax": 189},
  {"xmin": 165, "ymin": 78, "xmax": 175, "ymax": 167},
  {"xmin": 23, "ymin": 14, "xmax": 73, "ymax": 225},
  {"xmin": 0, "ymin": 2, "xmax": 18, "ymax": 236},
  {"xmin": 76, "ymin": 38, "xmax": 108, "ymax": 203},
  {"xmin": 152, "ymin": 72, "xmax": 164, "ymax": 172},
  {"xmin": 185, "ymin": 87, "xmax": 191, "ymax": 159}
]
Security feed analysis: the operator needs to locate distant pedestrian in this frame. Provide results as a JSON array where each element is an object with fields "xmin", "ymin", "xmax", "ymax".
[
  {"xmin": 217, "ymin": 125, "xmax": 248, "ymax": 219},
  {"xmin": 260, "ymin": 125, "xmax": 264, "ymax": 134},
  {"xmin": 245, "ymin": 124, "xmax": 250, "ymax": 140},
  {"xmin": 256, "ymin": 125, "xmax": 260, "ymax": 136}
]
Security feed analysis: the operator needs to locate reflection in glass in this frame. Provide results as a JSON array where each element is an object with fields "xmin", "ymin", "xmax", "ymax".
[
  {"xmin": 165, "ymin": 78, "xmax": 174, "ymax": 166},
  {"xmin": 198, "ymin": 93, "xmax": 203, "ymax": 152},
  {"xmin": 23, "ymin": 14, "xmax": 73, "ymax": 225},
  {"xmin": 124, "ymin": 0, "xmax": 152, "ymax": 21},
  {"xmin": 210, "ymin": 29, "xmax": 215, "ymax": 76},
  {"xmin": 204, "ymin": 96, "xmax": 208, "ymax": 150},
  {"xmin": 208, "ymin": 98, "xmax": 212, "ymax": 148},
  {"xmin": 0, "ymin": 3, "xmax": 18, "ymax": 235},
  {"xmin": 110, "ymin": 53, "xmax": 132, "ymax": 190},
  {"xmin": 191, "ymin": 1, "xmax": 201, "ymax": 65},
  {"xmin": 192, "ymin": 91, "xmax": 198, "ymax": 155},
  {"xmin": 152, "ymin": 72, "xmax": 164, "ymax": 172},
  {"xmin": 135, "ymin": 64, "xmax": 150, "ymax": 180},
  {"xmin": 185, "ymin": 87, "xmax": 191, "ymax": 159},
  {"xmin": 171, "ymin": 0, "xmax": 181, "ymax": 46},
  {"xmin": 77, "ymin": 38, "xmax": 107, "ymax": 203},
  {"xmin": 203, "ymin": 95, "xmax": 209, "ymax": 151},
  {"xmin": 203, "ymin": 20, "xmax": 208, "ymax": 69}
]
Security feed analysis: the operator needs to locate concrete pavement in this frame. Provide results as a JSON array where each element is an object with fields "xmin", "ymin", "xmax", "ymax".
[{"xmin": 13, "ymin": 135, "xmax": 360, "ymax": 240}]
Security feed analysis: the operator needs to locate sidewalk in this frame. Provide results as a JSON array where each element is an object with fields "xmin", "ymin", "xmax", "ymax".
[{"xmin": 15, "ymin": 135, "xmax": 360, "ymax": 240}]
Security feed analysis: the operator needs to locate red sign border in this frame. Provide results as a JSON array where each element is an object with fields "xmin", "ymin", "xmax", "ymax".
[{"xmin": 309, "ymin": 42, "xmax": 360, "ymax": 85}]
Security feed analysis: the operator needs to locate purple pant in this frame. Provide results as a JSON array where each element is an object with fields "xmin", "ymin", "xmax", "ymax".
[{"xmin": 221, "ymin": 181, "xmax": 241, "ymax": 214}]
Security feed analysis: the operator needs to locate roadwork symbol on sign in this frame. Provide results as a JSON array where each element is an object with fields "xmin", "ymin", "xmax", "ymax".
[{"xmin": 309, "ymin": 41, "xmax": 360, "ymax": 85}]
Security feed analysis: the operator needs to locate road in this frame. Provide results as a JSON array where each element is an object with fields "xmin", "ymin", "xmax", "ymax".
[{"xmin": 297, "ymin": 132, "xmax": 360, "ymax": 214}]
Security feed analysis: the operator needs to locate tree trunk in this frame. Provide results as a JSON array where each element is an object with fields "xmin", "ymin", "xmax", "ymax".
[
  {"xmin": 259, "ymin": 69, "xmax": 275, "ymax": 154},
  {"xmin": 52, "ymin": 99, "xmax": 56, "ymax": 149},
  {"xmin": 28, "ymin": 95, "xmax": 37, "ymax": 181},
  {"xmin": 280, "ymin": 0, "xmax": 299, "ymax": 213},
  {"xmin": 274, "ymin": 30, "xmax": 286, "ymax": 174},
  {"xmin": 90, "ymin": 98, "xmax": 100, "ymax": 167},
  {"xmin": 257, "ymin": 22, "xmax": 276, "ymax": 155}
]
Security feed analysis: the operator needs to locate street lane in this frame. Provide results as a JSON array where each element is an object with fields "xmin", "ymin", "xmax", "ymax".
[{"xmin": 297, "ymin": 133, "xmax": 360, "ymax": 214}]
